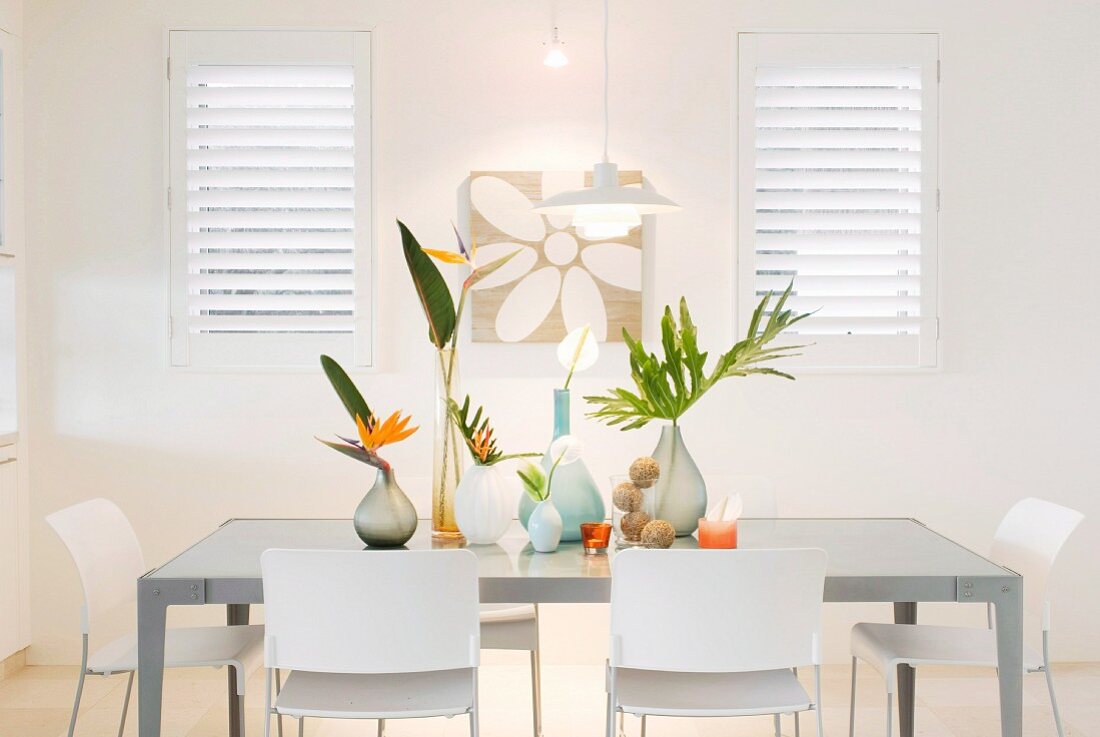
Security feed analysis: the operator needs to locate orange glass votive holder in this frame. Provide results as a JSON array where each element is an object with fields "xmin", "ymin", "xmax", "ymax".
[
  {"xmin": 698, "ymin": 518, "xmax": 738, "ymax": 549},
  {"xmin": 580, "ymin": 522, "xmax": 613, "ymax": 554}
]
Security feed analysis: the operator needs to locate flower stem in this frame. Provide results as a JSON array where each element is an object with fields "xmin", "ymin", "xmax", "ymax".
[
  {"xmin": 563, "ymin": 364, "xmax": 576, "ymax": 391},
  {"xmin": 545, "ymin": 451, "xmax": 566, "ymax": 501}
]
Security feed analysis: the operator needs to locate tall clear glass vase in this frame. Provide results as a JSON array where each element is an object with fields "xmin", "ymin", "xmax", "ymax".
[{"xmin": 432, "ymin": 348, "xmax": 464, "ymax": 540}]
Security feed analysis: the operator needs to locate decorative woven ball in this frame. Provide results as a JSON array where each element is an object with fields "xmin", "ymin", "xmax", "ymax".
[
  {"xmin": 641, "ymin": 519, "xmax": 676, "ymax": 549},
  {"xmin": 620, "ymin": 511, "xmax": 652, "ymax": 541},
  {"xmin": 629, "ymin": 456, "xmax": 661, "ymax": 488},
  {"xmin": 613, "ymin": 482, "xmax": 644, "ymax": 513}
]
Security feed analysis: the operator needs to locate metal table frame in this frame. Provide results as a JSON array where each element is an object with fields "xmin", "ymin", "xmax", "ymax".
[{"xmin": 136, "ymin": 518, "xmax": 1023, "ymax": 737}]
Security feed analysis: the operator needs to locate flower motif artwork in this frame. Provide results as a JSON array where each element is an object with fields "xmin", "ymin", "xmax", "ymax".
[{"xmin": 468, "ymin": 170, "xmax": 644, "ymax": 343}]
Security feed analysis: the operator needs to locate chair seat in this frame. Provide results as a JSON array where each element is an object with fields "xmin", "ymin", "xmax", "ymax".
[
  {"xmin": 479, "ymin": 604, "xmax": 538, "ymax": 651},
  {"xmin": 479, "ymin": 604, "xmax": 535, "ymax": 623},
  {"xmin": 614, "ymin": 667, "xmax": 811, "ymax": 717},
  {"xmin": 274, "ymin": 668, "xmax": 476, "ymax": 719},
  {"xmin": 88, "ymin": 624, "xmax": 264, "ymax": 685},
  {"xmin": 851, "ymin": 623, "xmax": 1044, "ymax": 690}
]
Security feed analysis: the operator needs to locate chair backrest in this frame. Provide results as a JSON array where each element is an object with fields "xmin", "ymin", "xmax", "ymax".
[
  {"xmin": 610, "ymin": 548, "xmax": 826, "ymax": 673},
  {"xmin": 988, "ymin": 498, "xmax": 1083, "ymax": 619},
  {"xmin": 46, "ymin": 498, "xmax": 146, "ymax": 637},
  {"xmin": 703, "ymin": 475, "xmax": 778, "ymax": 517},
  {"xmin": 261, "ymin": 549, "xmax": 480, "ymax": 674}
]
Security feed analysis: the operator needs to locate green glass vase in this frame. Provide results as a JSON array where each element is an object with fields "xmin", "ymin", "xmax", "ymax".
[{"xmin": 518, "ymin": 389, "xmax": 605, "ymax": 542}]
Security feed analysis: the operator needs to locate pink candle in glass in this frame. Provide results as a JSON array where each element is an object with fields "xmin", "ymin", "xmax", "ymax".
[{"xmin": 698, "ymin": 518, "xmax": 737, "ymax": 549}]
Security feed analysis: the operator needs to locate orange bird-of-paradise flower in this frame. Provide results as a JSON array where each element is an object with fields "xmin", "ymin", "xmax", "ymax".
[
  {"xmin": 421, "ymin": 247, "xmax": 470, "ymax": 266},
  {"xmin": 423, "ymin": 223, "xmax": 478, "ymax": 268},
  {"xmin": 355, "ymin": 411, "xmax": 419, "ymax": 452},
  {"xmin": 469, "ymin": 425, "xmax": 495, "ymax": 464}
]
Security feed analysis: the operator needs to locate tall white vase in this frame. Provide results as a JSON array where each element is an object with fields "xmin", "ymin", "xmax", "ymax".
[
  {"xmin": 527, "ymin": 499, "xmax": 563, "ymax": 553},
  {"xmin": 454, "ymin": 464, "xmax": 516, "ymax": 545}
]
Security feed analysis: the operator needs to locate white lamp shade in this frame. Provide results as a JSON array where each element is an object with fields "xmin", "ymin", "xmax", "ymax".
[{"xmin": 532, "ymin": 161, "xmax": 680, "ymax": 215}]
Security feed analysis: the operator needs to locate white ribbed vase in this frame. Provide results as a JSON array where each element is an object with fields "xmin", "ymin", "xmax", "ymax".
[{"xmin": 454, "ymin": 464, "xmax": 517, "ymax": 545}]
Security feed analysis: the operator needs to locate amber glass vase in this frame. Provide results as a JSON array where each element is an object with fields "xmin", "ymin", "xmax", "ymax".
[{"xmin": 432, "ymin": 348, "xmax": 464, "ymax": 540}]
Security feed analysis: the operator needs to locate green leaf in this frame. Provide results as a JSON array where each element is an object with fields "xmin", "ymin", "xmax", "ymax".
[
  {"xmin": 398, "ymin": 220, "xmax": 456, "ymax": 349},
  {"xmin": 585, "ymin": 281, "xmax": 808, "ymax": 429},
  {"xmin": 517, "ymin": 463, "xmax": 548, "ymax": 502},
  {"xmin": 320, "ymin": 355, "xmax": 372, "ymax": 424}
]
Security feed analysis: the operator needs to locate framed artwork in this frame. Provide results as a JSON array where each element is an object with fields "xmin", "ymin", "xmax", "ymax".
[{"xmin": 468, "ymin": 170, "xmax": 643, "ymax": 343}]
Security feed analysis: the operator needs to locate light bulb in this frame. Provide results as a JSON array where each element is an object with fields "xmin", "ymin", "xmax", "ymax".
[
  {"xmin": 572, "ymin": 203, "xmax": 641, "ymax": 239},
  {"xmin": 543, "ymin": 28, "xmax": 568, "ymax": 68},
  {"xmin": 543, "ymin": 46, "xmax": 569, "ymax": 67}
]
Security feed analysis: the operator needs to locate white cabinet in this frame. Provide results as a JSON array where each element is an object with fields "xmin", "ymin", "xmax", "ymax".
[{"xmin": 0, "ymin": 444, "xmax": 25, "ymax": 660}]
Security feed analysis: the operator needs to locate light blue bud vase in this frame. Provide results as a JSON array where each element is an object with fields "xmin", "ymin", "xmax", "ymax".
[
  {"xmin": 527, "ymin": 499, "xmax": 563, "ymax": 553},
  {"xmin": 518, "ymin": 389, "xmax": 605, "ymax": 541}
]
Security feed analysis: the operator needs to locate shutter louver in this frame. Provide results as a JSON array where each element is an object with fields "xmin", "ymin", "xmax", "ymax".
[
  {"xmin": 185, "ymin": 63, "xmax": 355, "ymax": 335},
  {"xmin": 753, "ymin": 64, "xmax": 923, "ymax": 336}
]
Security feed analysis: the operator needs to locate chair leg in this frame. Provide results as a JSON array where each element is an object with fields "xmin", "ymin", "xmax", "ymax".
[
  {"xmin": 297, "ymin": 717, "xmax": 304, "ymax": 737},
  {"xmin": 117, "ymin": 672, "xmax": 135, "ymax": 737},
  {"xmin": 640, "ymin": 715, "xmax": 647, "ymax": 737},
  {"xmin": 814, "ymin": 665, "xmax": 824, "ymax": 737},
  {"xmin": 274, "ymin": 669, "xmax": 284, "ymax": 737},
  {"xmin": 606, "ymin": 682, "xmax": 617, "ymax": 737},
  {"xmin": 1043, "ymin": 632, "xmax": 1066, "ymax": 737},
  {"xmin": 378, "ymin": 718, "xmax": 386, "ymax": 737},
  {"xmin": 849, "ymin": 657, "xmax": 858, "ymax": 737},
  {"xmin": 774, "ymin": 713, "xmax": 782, "ymax": 737},
  {"xmin": 793, "ymin": 666, "xmax": 801, "ymax": 737},
  {"xmin": 530, "ymin": 649, "xmax": 543, "ymax": 737},
  {"xmin": 885, "ymin": 692, "xmax": 893, "ymax": 737},
  {"xmin": 264, "ymin": 669, "xmax": 272, "ymax": 737},
  {"xmin": 67, "ymin": 634, "xmax": 90, "ymax": 737},
  {"xmin": 239, "ymin": 694, "xmax": 247, "ymax": 737}
]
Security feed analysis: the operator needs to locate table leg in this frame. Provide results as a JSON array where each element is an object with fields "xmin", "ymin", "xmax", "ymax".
[
  {"xmin": 137, "ymin": 582, "xmax": 168, "ymax": 737},
  {"xmin": 227, "ymin": 604, "xmax": 250, "ymax": 737},
  {"xmin": 994, "ymin": 586, "xmax": 1023, "ymax": 737},
  {"xmin": 893, "ymin": 602, "xmax": 917, "ymax": 737}
]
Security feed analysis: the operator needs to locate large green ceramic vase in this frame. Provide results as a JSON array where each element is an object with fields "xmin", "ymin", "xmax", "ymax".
[
  {"xmin": 518, "ymin": 389, "xmax": 605, "ymax": 542},
  {"xmin": 651, "ymin": 425, "xmax": 707, "ymax": 536}
]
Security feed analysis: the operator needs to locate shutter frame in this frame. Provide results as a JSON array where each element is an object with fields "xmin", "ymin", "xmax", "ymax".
[
  {"xmin": 736, "ymin": 32, "xmax": 939, "ymax": 370},
  {"xmin": 168, "ymin": 29, "xmax": 373, "ymax": 369}
]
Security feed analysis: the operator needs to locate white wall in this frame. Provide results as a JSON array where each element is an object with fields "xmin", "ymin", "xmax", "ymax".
[{"xmin": 23, "ymin": 0, "xmax": 1100, "ymax": 664}]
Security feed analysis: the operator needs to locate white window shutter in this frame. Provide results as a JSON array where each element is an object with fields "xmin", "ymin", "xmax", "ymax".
[
  {"xmin": 737, "ymin": 33, "xmax": 939, "ymax": 369},
  {"xmin": 168, "ymin": 30, "xmax": 372, "ymax": 368}
]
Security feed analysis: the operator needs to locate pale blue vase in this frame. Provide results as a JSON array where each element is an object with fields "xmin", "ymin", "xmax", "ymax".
[
  {"xmin": 518, "ymin": 389, "xmax": 605, "ymax": 542},
  {"xmin": 527, "ymin": 499, "xmax": 563, "ymax": 553},
  {"xmin": 651, "ymin": 425, "xmax": 707, "ymax": 536}
]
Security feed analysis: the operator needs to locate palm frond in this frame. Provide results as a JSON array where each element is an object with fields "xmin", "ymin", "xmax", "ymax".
[{"xmin": 586, "ymin": 282, "xmax": 808, "ymax": 429}]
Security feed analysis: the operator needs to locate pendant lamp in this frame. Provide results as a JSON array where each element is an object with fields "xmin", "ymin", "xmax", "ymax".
[{"xmin": 532, "ymin": 0, "xmax": 680, "ymax": 238}]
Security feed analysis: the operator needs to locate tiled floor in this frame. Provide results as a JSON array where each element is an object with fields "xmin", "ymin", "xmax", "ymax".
[{"xmin": 0, "ymin": 659, "xmax": 1096, "ymax": 737}]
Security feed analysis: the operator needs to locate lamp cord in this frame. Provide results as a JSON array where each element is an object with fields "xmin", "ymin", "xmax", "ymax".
[{"xmin": 602, "ymin": 0, "xmax": 610, "ymax": 163}]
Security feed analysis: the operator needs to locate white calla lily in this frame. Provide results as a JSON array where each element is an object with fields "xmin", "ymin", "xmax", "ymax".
[
  {"xmin": 558, "ymin": 325, "xmax": 599, "ymax": 388},
  {"xmin": 549, "ymin": 435, "xmax": 584, "ymax": 466}
]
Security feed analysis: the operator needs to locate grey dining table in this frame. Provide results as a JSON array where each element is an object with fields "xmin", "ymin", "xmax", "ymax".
[{"xmin": 137, "ymin": 518, "xmax": 1024, "ymax": 737}]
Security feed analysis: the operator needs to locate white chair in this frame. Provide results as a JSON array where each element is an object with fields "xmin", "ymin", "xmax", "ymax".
[
  {"xmin": 260, "ymin": 548, "xmax": 481, "ymax": 737},
  {"xmin": 608, "ymin": 548, "xmax": 828, "ymax": 737},
  {"xmin": 849, "ymin": 498, "xmax": 1084, "ymax": 737},
  {"xmin": 47, "ymin": 498, "xmax": 264, "ymax": 737},
  {"xmin": 480, "ymin": 604, "xmax": 542, "ymax": 737}
]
